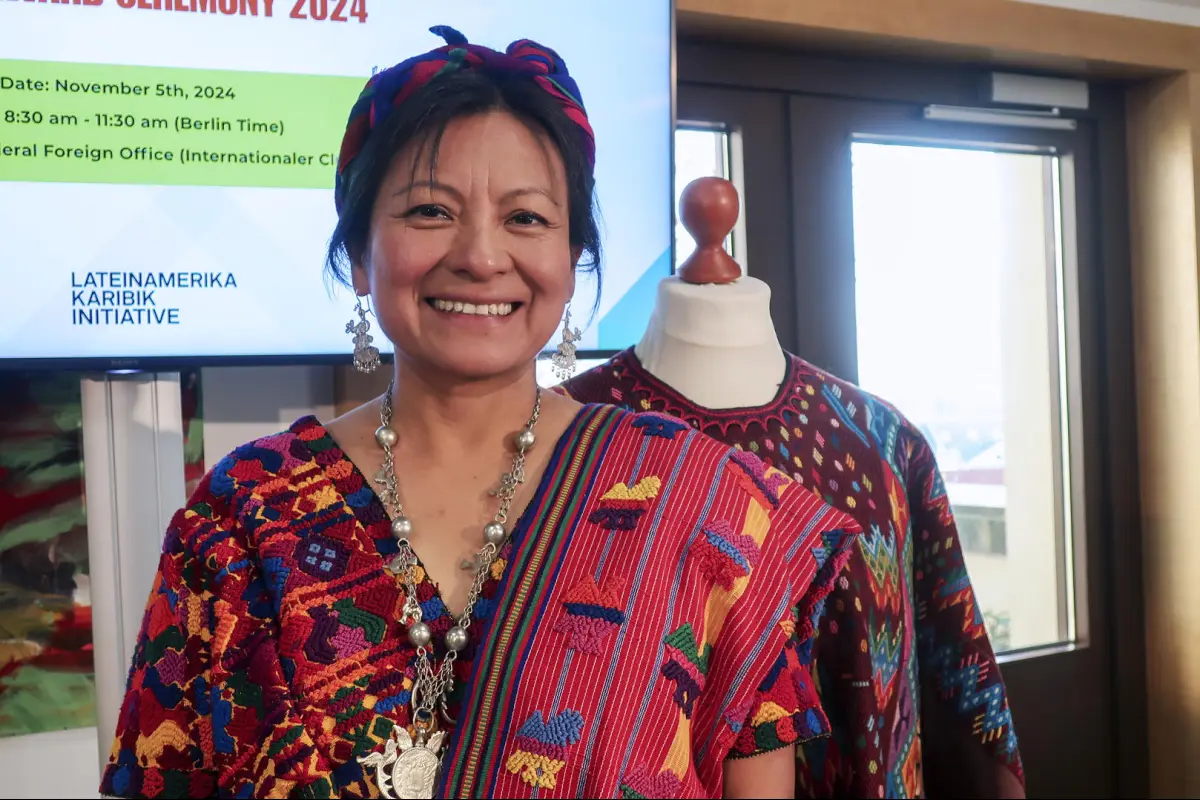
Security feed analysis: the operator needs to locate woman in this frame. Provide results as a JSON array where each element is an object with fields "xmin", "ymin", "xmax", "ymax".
[{"xmin": 99, "ymin": 27, "xmax": 860, "ymax": 799}]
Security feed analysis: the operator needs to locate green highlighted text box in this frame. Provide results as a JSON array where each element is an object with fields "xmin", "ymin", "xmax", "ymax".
[{"xmin": 0, "ymin": 59, "xmax": 364, "ymax": 189}]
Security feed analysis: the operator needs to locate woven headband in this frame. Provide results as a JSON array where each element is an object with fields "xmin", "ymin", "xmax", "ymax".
[{"xmin": 334, "ymin": 25, "xmax": 595, "ymax": 214}]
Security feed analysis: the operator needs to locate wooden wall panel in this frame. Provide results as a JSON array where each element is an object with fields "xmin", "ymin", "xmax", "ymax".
[
  {"xmin": 1127, "ymin": 71, "xmax": 1200, "ymax": 799},
  {"xmin": 676, "ymin": 0, "xmax": 1200, "ymax": 75}
]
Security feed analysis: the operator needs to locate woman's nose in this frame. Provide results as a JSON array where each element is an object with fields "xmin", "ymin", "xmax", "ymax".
[{"xmin": 449, "ymin": 222, "xmax": 511, "ymax": 279}]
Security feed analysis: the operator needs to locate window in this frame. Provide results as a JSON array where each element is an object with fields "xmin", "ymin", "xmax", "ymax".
[
  {"xmin": 851, "ymin": 141, "xmax": 1078, "ymax": 652},
  {"xmin": 674, "ymin": 125, "xmax": 738, "ymax": 267}
]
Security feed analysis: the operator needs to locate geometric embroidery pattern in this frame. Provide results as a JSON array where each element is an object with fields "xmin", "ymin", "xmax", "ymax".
[
  {"xmin": 728, "ymin": 450, "xmax": 789, "ymax": 510},
  {"xmin": 99, "ymin": 415, "xmax": 526, "ymax": 800},
  {"xmin": 660, "ymin": 623, "xmax": 711, "ymax": 719},
  {"xmin": 553, "ymin": 577, "xmax": 626, "ymax": 655},
  {"xmin": 558, "ymin": 348, "xmax": 1027, "ymax": 796},
  {"xmin": 504, "ymin": 710, "xmax": 586, "ymax": 789},
  {"xmin": 588, "ymin": 477, "xmax": 661, "ymax": 531},
  {"xmin": 619, "ymin": 764, "xmax": 683, "ymax": 799},
  {"xmin": 689, "ymin": 519, "xmax": 761, "ymax": 590},
  {"xmin": 293, "ymin": 536, "xmax": 350, "ymax": 580}
]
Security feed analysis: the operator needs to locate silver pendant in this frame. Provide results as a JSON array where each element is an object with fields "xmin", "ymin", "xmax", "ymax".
[{"xmin": 358, "ymin": 724, "xmax": 445, "ymax": 799}]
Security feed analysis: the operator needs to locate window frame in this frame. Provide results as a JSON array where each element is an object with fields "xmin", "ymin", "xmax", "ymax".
[{"xmin": 677, "ymin": 38, "xmax": 1146, "ymax": 797}]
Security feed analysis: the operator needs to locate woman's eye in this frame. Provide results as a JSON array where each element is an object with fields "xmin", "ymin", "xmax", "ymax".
[
  {"xmin": 510, "ymin": 211, "xmax": 547, "ymax": 226},
  {"xmin": 407, "ymin": 204, "xmax": 449, "ymax": 219}
]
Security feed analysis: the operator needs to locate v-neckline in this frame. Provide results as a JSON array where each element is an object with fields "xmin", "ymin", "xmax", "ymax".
[{"xmin": 300, "ymin": 404, "xmax": 597, "ymax": 627}]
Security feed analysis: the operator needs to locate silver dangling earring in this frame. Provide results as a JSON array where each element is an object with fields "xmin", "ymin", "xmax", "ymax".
[
  {"xmin": 550, "ymin": 307, "xmax": 581, "ymax": 381},
  {"xmin": 346, "ymin": 295, "xmax": 381, "ymax": 373}
]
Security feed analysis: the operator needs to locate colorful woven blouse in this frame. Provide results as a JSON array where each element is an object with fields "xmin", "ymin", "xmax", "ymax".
[
  {"xmin": 559, "ymin": 350, "xmax": 1025, "ymax": 799},
  {"xmin": 100, "ymin": 404, "xmax": 860, "ymax": 799}
]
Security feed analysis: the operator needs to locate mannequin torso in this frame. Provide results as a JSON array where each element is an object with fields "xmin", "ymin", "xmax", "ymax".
[
  {"xmin": 634, "ymin": 275, "xmax": 786, "ymax": 409},
  {"xmin": 559, "ymin": 176, "xmax": 1025, "ymax": 800}
]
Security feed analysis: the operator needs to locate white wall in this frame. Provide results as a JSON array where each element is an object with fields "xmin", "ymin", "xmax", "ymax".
[
  {"xmin": 1011, "ymin": 0, "xmax": 1200, "ymax": 26},
  {"xmin": 0, "ymin": 728, "xmax": 101, "ymax": 799}
]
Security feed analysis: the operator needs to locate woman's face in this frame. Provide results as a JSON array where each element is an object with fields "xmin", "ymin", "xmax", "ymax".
[{"xmin": 353, "ymin": 110, "xmax": 576, "ymax": 383}]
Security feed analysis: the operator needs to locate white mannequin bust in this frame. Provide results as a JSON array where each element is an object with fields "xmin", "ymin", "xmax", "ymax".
[
  {"xmin": 634, "ymin": 276, "xmax": 786, "ymax": 409},
  {"xmin": 632, "ymin": 176, "xmax": 787, "ymax": 410}
]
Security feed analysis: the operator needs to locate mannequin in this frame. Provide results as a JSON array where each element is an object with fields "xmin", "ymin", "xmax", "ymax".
[
  {"xmin": 634, "ymin": 177, "xmax": 786, "ymax": 409},
  {"xmin": 558, "ymin": 177, "xmax": 1027, "ymax": 799}
]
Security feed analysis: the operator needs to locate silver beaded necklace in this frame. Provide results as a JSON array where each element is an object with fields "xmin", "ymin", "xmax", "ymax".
[{"xmin": 359, "ymin": 379, "xmax": 541, "ymax": 800}]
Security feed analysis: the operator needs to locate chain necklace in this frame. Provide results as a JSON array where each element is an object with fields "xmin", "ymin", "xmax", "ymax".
[{"xmin": 359, "ymin": 379, "xmax": 542, "ymax": 800}]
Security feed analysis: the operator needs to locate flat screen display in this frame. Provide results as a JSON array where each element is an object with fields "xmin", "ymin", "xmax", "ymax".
[{"xmin": 0, "ymin": 0, "xmax": 672, "ymax": 369}]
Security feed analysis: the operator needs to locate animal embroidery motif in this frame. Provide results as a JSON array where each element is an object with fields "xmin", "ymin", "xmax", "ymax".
[
  {"xmin": 660, "ymin": 623, "xmax": 711, "ymax": 718},
  {"xmin": 632, "ymin": 414, "xmax": 690, "ymax": 440}
]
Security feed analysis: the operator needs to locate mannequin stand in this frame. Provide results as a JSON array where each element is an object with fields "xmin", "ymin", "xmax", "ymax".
[{"xmin": 634, "ymin": 176, "xmax": 787, "ymax": 408}]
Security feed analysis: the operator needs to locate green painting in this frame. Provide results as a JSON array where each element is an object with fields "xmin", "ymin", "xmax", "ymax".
[{"xmin": 0, "ymin": 370, "xmax": 204, "ymax": 738}]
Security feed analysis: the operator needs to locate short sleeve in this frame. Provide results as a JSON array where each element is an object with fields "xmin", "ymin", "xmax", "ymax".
[
  {"xmin": 100, "ymin": 502, "xmax": 220, "ymax": 799},
  {"xmin": 698, "ymin": 451, "xmax": 859, "ymax": 772},
  {"xmin": 729, "ymin": 605, "xmax": 830, "ymax": 758}
]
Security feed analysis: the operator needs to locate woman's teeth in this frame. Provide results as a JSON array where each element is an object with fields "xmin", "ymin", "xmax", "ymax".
[{"xmin": 431, "ymin": 299, "xmax": 515, "ymax": 317}]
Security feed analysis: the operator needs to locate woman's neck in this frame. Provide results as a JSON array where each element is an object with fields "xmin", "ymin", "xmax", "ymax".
[
  {"xmin": 634, "ymin": 276, "xmax": 786, "ymax": 409},
  {"xmin": 388, "ymin": 361, "xmax": 541, "ymax": 464}
]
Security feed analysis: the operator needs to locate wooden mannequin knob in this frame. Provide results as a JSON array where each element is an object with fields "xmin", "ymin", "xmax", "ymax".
[{"xmin": 677, "ymin": 176, "xmax": 741, "ymax": 285}]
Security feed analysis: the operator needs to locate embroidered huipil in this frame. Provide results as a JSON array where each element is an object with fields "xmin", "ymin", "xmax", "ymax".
[
  {"xmin": 559, "ymin": 350, "xmax": 1025, "ymax": 799},
  {"xmin": 100, "ymin": 404, "xmax": 860, "ymax": 798}
]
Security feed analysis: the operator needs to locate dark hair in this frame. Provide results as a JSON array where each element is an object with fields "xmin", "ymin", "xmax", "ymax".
[{"xmin": 325, "ymin": 68, "xmax": 602, "ymax": 315}]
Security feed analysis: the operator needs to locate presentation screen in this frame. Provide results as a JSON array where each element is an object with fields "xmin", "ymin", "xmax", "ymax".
[{"xmin": 0, "ymin": 0, "xmax": 672, "ymax": 369}]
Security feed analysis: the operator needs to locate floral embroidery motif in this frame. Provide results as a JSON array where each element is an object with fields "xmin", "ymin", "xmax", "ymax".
[
  {"xmin": 690, "ymin": 519, "xmax": 762, "ymax": 590},
  {"xmin": 505, "ymin": 710, "xmax": 585, "ymax": 789},
  {"xmin": 553, "ymin": 577, "xmax": 626, "ymax": 655},
  {"xmin": 661, "ymin": 623, "xmax": 711, "ymax": 718},
  {"xmin": 588, "ymin": 477, "xmax": 662, "ymax": 530}
]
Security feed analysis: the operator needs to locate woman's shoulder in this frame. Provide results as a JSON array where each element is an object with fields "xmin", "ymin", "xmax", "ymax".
[
  {"xmin": 164, "ymin": 415, "xmax": 352, "ymax": 564},
  {"xmin": 600, "ymin": 405, "xmax": 780, "ymax": 472},
  {"xmin": 206, "ymin": 415, "xmax": 331, "ymax": 488},
  {"xmin": 595, "ymin": 407, "xmax": 724, "ymax": 462},
  {"xmin": 180, "ymin": 415, "xmax": 341, "ymax": 525}
]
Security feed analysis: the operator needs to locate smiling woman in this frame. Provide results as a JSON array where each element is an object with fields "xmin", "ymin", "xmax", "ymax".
[
  {"xmin": 98, "ymin": 25, "xmax": 862, "ymax": 800},
  {"xmin": 348, "ymin": 110, "xmax": 581, "ymax": 382}
]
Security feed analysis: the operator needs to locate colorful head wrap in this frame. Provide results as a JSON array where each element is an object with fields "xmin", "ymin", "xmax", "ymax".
[{"xmin": 334, "ymin": 25, "xmax": 595, "ymax": 214}]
